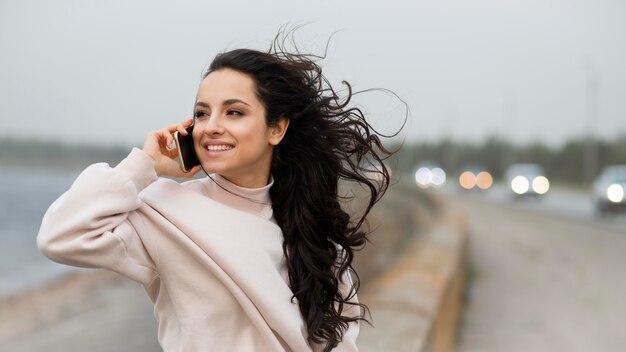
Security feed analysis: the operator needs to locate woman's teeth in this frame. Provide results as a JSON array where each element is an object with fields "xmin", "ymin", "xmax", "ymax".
[{"xmin": 206, "ymin": 145, "xmax": 233, "ymax": 151}]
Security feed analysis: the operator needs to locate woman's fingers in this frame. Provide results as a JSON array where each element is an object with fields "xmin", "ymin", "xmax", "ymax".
[
  {"xmin": 182, "ymin": 118, "xmax": 194, "ymax": 127},
  {"xmin": 156, "ymin": 118, "xmax": 193, "ymax": 154},
  {"xmin": 176, "ymin": 124, "xmax": 187, "ymax": 136},
  {"xmin": 178, "ymin": 165, "xmax": 202, "ymax": 179},
  {"xmin": 187, "ymin": 165, "xmax": 202, "ymax": 177},
  {"xmin": 143, "ymin": 118, "xmax": 195, "ymax": 177},
  {"xmin": 160, "ymin": 128, "xmax": 174, "ymax": 151},
  {"xmin": 177, "ymin": 118, "xmax": 194, "ymax": 136}
]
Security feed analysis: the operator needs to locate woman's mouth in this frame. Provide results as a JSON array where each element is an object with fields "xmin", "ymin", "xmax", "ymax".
[{"xmin": 206, "ymin": 144, "xmax": 233, "ymax": 152}]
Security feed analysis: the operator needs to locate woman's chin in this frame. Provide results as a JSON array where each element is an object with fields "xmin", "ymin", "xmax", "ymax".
[{"xmin": 198, "ymin": 162, "xmax": 225, "ymax": 175}]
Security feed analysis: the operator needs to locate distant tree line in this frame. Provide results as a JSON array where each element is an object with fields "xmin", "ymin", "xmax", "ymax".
[
  {"xmin": 2, "ymin": 135, "xmax": 625, "ymax": 186},
  {"xmin": 388, "ymin": 134, "xmax": 626, "ymax": 186}
]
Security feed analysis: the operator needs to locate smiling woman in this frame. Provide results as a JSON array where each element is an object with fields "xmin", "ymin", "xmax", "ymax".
[
  {"xmin": 36, "ymin": 29, "xmax": 402, "ymax": 352},
  {"xmin": 191, "ymin": 68, "xmax": 289, "ymax": 188}
]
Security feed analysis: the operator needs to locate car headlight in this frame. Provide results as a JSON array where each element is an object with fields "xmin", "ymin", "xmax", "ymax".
[
  {"xmin": 476, "ymin": 171, "xmax": 493, "ymax": 190},
  {"xmin": 532, "ymin": 176, "xmax": 550, "ymax": 195},
  {"xmin": 415, "ymin": 167, "xmax": 432, "ymax": 188},
  {"xmin": 431, "ymin": 168, "xmax": 446, "ymax": 188},
  {"xmin": 511, "ymin": 176, "xmax": 529, "ymax": 194},
  {"xmin": 459, "ymin": 171, "xmax": 476, "ymax": 190},
  {"xmin": 607, "ymin": 184, "xmax": 624, "ymax": 203},
  {"xmin": 415, "ymin": 167, "xmax": 446, "ymax": 188}
]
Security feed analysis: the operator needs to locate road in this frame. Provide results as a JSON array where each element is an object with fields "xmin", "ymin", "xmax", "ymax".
[
  {"xmin": 468, "ymin": 183, "xmax": 626, "ymax": 231},
  {"xmin": 449, "ymin": 187, "xmax": 626, "ymax": 352}
]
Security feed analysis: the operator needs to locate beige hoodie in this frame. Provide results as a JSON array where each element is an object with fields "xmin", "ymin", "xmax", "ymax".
[{"xmin": 37, "ymin": 148, "xmax": 359, "ymax": 351}]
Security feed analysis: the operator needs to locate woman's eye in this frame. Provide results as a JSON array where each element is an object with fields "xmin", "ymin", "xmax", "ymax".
[
  {"xmin": 227, "ymin": 110, "xmax": 243, "ymax": 116},
  {"xmin": 194, "ymin": 111, "xmax": 208, "ymax": 119}
]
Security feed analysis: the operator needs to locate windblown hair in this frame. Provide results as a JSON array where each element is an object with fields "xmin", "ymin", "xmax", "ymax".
[{"xmin": 204, "ymin": 31, "xmax": 403, "ymax": 351}]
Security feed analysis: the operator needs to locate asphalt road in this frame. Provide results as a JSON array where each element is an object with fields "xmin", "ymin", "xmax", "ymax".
[
  {"xmin": 450, "ymin": 187, "xmax": 626, "ymax": 352},
  {"xmin": 457, "ymin": 183, "xmax": 626, "ymax": 233}
]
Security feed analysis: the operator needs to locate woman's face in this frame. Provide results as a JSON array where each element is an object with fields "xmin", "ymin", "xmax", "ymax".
[{"xmin": 192, "ymin": 68, "xmax": 288, "ymax": 188}]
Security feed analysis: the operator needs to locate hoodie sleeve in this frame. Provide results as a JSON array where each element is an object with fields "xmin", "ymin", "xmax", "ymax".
[{"xmin": 37, "ymin": 148, "xmax": 159, "ymax": 285}]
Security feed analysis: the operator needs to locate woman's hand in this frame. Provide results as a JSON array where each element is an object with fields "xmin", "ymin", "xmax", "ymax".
[{"xmin": 142, "ymin": 118, "xmax": 202, "ymax": 178}]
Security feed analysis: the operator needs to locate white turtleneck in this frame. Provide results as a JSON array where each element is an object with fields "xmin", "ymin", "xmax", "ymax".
[
  {"xmin": 201, "ymin": 173, "xmax": 274, "ymax": 222},
  {"xmin": 36, "ymin": 148, "xmax": 360, "ymax": 352}
]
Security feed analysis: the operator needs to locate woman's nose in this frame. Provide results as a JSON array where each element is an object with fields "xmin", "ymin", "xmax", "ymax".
[{"xmin": 202, "ymin": 115, "xmax": 225, "ymax": 135}]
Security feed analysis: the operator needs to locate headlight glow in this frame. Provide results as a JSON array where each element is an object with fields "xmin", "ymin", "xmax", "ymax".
[
  {"xmin": 415, "ymin": 167, "xmax": 447, "ymax": 188},
  {"xmin": 532, "ymin": 176, "xmax": 550, "ymax": 195},
  {"xmin": 476, "ymin": 171, "xmax": 493, "ymax": 190},
  {"xmin": 459, "ymin": 171, "xmax": 476, "ymax": 190},
  {"xmin": 415, "ymin": 167, "xmax": 432, "ymax": 188},
  {"xmin": 511, "ymin": 176, "xmax": 529, "ymax": 195},
  {"xmin": 431, "ymin": 168, "xmax": 447, "ymax": 187},
  {"xmin": 607, "ymin": 184, "xmax": 624, "ymax": 203}
]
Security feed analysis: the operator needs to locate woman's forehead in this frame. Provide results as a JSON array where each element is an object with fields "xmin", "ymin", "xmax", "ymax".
[
  {"xmin": 198, "ymin": 69, "xmax": 255, "ymax": 96},
  {"xmin": 195, "ymin": 69, "xmax": 265, "ymax": 112}
]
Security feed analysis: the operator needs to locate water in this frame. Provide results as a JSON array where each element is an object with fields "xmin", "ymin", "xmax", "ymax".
[{"xmin": 0, "ymin": 167, "xmax": 86, "ymax": 297}]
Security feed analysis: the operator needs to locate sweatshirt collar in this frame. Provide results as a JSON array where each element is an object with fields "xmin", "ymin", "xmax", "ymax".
[{"xmin": 204, "ymin": 173, "xmax": 274, "ymax": 221}]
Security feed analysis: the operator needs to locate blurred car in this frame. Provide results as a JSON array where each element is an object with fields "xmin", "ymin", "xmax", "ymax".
[
  {"xmin": 504, "ymin": 163, "xmax": 550, "ymax": 197},
  {"xmin": 414, "ymin": 161, "xmax": 446, "ymax": 189},
  {"xmin": 592, "ymin": 165, "xmax": 626, "ymax": 215},
  {"xmin": 457, "ymin": 164, "xmax": 494, "ymax": 191}
]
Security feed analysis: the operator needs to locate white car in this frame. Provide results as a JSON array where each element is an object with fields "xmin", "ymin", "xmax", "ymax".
[
  {"xmin": 504, "ymin": 163, "xmax": 550, "ymax": 197},
  {"xmin": 592, "ymin": 165, "xmax": 626, "ymax": 215}
]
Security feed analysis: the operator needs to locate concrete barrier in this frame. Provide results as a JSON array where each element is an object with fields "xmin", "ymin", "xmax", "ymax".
[{"xmin": 358, "ymin": 199, "xmax": 468, "ymax": 352}]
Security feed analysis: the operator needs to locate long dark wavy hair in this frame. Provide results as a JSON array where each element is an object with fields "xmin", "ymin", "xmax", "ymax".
[{"xmin": 204, "ymin": 30, "xmax": 404, "ymax": 351}]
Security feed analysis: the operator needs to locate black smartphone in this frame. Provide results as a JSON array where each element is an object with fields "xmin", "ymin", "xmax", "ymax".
[{"xmin": 174, "ymin": 125, "xmax": 200, "ymax": 173}]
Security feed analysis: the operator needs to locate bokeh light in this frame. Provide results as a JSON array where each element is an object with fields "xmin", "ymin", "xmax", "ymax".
[
  {"xmin": 476, "ymin": 171, "xmax": 493, "ymax": 190},
  {"xmin": 607, "ymin": 184, "xmax": 624, "ymax": 203},
  {"xmin": 511, "ymin": 176, "xmax": 530, "ymax": 195},
  {"xmin": 431, "ymin": 168, "xmax": 447, "ymax": 188},
  {"xmin": 459, "ymin": 171, "xmax": 476, "ymax": 190},
  {"xmin": 415, "ymin": 167, "xmax": 446, "ymax": 189},
  {"xmin": 531, "ymin": 176, "xmax": 550, "ymax": 195}
]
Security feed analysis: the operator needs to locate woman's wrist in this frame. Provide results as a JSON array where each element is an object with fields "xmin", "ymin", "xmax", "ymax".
[
  {"xmin": 141, "ymin": 148, "xmax": 160, "ymax": 173},
  {"xmin": 116, "ymin": 148, "xmax": 159, "ymax": 191}
]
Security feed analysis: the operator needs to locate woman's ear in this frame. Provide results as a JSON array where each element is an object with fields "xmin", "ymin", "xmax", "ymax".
[{"xmin": 269, "ymin": 117, "xmax": 290, "ymax": 145}]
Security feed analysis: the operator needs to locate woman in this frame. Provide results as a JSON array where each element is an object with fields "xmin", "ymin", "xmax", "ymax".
[{"xmin": 38, "ymin": 34, "xmax": 397, "ymax": 351}]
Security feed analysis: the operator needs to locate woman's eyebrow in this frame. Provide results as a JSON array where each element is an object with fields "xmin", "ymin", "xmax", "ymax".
[
  {"xmin": 194, "ymin": 99, "xmax": 251, "ymax": 108},
  {"xmin": 223, "ymin": 98, "xmax": 250, "ymax": 107}
]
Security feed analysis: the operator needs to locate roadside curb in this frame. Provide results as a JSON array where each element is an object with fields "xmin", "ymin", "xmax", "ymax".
[{"xmin": 358, "ymin": 200, "xmax": 468, "ymax": 352}]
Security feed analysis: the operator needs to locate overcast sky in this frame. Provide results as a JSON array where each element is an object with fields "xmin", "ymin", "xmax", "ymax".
[{"xmin": 1, "ymin": 0, "xmax": 625, "ymax": 148}]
